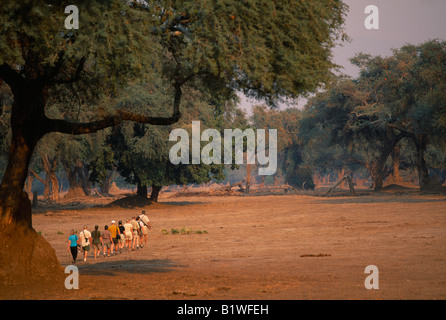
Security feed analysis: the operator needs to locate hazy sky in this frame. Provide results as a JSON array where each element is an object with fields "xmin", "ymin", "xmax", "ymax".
[
  {"xmin": 240, "ymin": 0, "xmax": 446, "ymax": 112},
  {"xmin": 335, "ymin": 0, "xmax": 446, "ymax": 77}
]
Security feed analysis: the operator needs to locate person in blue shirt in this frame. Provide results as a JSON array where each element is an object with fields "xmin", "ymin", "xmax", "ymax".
[{"xmin": 67, "ymin": 229, "xmax": 79, "ymax": 264}]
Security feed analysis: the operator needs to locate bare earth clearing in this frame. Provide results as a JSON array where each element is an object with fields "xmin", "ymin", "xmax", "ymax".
[{"xmin": 2, "ymin": 188, "xmax": 446, "ymax": 300}]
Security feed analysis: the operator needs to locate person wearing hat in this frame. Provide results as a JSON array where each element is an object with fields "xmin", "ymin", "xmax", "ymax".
[
  {"xmin": 109, "ymin": 220, "xmax": 120, "ymax": 255},
  {"xmin": 130, "ymin": 216, "xmax": 140, "ymax": 250},
  {"xmin": 139, "ymin": 210, "xmax": 151, "ymax": 248}
]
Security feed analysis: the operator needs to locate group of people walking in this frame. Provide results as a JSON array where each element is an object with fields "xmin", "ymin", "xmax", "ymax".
[{"xmin": 67, "ymin": 210, "xmax": 152, "ymax": 263}]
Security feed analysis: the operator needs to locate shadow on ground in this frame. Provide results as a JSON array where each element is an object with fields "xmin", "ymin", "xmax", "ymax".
[{"xmin": 76, "ymin": 258, "xmax": 181, "ymax": 276}]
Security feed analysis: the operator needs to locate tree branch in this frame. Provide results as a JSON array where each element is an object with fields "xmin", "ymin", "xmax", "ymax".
[
  {"xmin": 40, "ymin": 50, "xmax": 65, "ymax": 83},
  {"xmin": 386, "ymin": 123, "xmax": 417, "ymax": 138},
  {"xmin": 49, "ymin": 56, "xmax": 86, "ymax": 84},
  {"xmin": 29, "ymin": 169, "xmax": 46, "ymax": 185},
  {"xmin": 44, "ymin": 84, "xmax": 182, "ymax": 135},
  {"xmin": 44, "ymin": 110, "xmax": 181, "ymax": 135},
  {"xmin": 0, "ymin": 63, "xmax": 23, "ymax": 88}
]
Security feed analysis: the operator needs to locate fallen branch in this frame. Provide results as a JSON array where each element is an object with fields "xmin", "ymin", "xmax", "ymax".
[
  {"xmin": 227, "ymin": 181, "xmax": 246, "ymax": 192},
  {"xmin": 322, "ymin": 175, "xmax": 356, "ymax": 197},
  {"xmin": 282, "ymin": 184, "xmax": 299, "ymax": 194}
]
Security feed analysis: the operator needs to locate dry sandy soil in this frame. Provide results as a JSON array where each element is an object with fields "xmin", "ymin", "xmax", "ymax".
[{"xmin": 2, "ymin": 187, "xmax": 446, "ymax": 300}]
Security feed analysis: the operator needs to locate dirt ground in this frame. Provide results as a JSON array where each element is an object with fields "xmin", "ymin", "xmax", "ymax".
[{"xmin": 2, "ymin": 187, "xmax": 446, "ymax": 300}]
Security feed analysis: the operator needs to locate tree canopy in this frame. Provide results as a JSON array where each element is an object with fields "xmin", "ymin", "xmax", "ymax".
[
  {"xmin": 0, "ymin": 0, "xmax": 348, "ymax": 227},
  {"xmin": 298, "ymin": 40, "xmax": 446, "ymax": 191}
]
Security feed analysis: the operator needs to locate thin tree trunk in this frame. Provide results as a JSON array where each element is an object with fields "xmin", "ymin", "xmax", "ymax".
[
  {"xmin": 43, "ymin": 171, "xmax": 51, "ymax": 199},
  {"xmin": 32, "ymin": 191, "xmax": 38, "ymax": 208},
  {"xmin": 259, "ymin": 175, "xmax": 265, "ymax": 189},
  {"xmin": 338, "ymin": 168, "xmax": 345, "ymax": 188},
  {"xmin": 29, "ymin": 168, "xmax": 46, "ymax": 186},
  {"xmin": 29, "ymin": 168, "xmax": 49, "ymax": 201},
  {"xmin": 391, "ymin": 144, "xmax": 401, "ymax": 183},
  {"xmin": 245, "ymin": 163, "xmax": 251, "ymax": 194},
  {"xmin": 24, "ymin": 172, "xmax": 33, "ymax": 195},
  {"xmin": 313, "ymin": 171, "xmax": 320, "ymax": 186},
  {"xmin": 273, "ymin": 176, "xmax": 277, "ymax": 187},
  {"xmin": 49, "ymin": 167, "xmax": 60, "ymax": 202}
]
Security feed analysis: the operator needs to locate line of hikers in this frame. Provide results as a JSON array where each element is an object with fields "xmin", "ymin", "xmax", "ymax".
[{"xmin": 67, "ymin": 210, "xmax": 152, "ymax": 263}]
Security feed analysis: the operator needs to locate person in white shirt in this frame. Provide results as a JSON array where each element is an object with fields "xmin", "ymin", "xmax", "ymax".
[
  {"xmin": 123, "ymin": 219, "xmax": 133, "ymax": 252},
  {"xmin": 79, "ymin": 225, "xmax": 92, "ymax": 262}
]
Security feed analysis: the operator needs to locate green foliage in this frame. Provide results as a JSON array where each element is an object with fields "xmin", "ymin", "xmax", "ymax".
[
  {"xmin": 89, "ymin": 82, "xmax": 235, "ymax": 190},
  {"xmin": 350, "ymin": 40, "xmax": 446, "ymax": 139},
  {"xmin": 1, "ymin": 0, "xmax": 349, "ymax": 211},
  {"xmin": 153, "ymin": 0, "xmax": 348, "ymax": 106},
  {"xmin": 299, "ymin": 77, "xmax": 404, "ymax": 190},
  {"xmin": 89, "ymin": 144, "xmax": 115, "ymax": 188},
  {"xmin": 1, "ymin": 0, "xmax": 158, "ymax": 93},
  {"xmin": 1, "ymin": 0, "xmax": 349, "ymax": 129},
  {"xmin": 250, "ymin": 105, "xmax": 314, "ymax": 189},
  {"xmin": 299, "ymin": 40, "xmax": 446, "ymax": 189},
  {"xmin": 161, "ymin": 227, "xmax": 208, "ymax": 235}
]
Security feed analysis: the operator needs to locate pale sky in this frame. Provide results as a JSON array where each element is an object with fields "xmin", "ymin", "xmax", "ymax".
[
  {"xmin": 240, "ymin": 0, "xmax": 446, "ymax": 113},
  {"xmin": 334, "ymin": 0, "xmax": 446, "ymax": 77}
]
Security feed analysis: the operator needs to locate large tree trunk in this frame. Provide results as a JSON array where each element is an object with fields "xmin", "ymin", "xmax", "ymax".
[
  {"xmin": 413, "ymin": 134, "xmax": 442, "ymax": 192},
  {"xmin": 150, "ymin": 185, "xmax": 162, "ymax": 202},
  {"xmin": 79, "ymin": 164, "xmax": 92, "ymax": 195},
  {"xmin": 0, "ymin": 81, "xmax": 63, "ymax": 286},
  {"xmin": 369, "ymin": 132, "xmax": 405, "ymax": 192},
  {"xmin": 372, "ymin": 168, "xmax": 385, "ymax": 191},
  {"xmin": 0, "ymin": 138, "xmax": 36, "ymax": 227},
  {"xmin": 41, "ymin": 153, "xmax": 60, "ymax": 202},
  {"xmin": 363, "ymin": 159, "xmax": 387, "ymax": 192},
  {"xmin": 64, "ymin": 166, "xmax": 84, "ymax": 198},
  {"xmin": 136, "ymin": 181, "xmax": 148, "ymax": 199},
  {"xmin": 415, "ymin": 134, "xmax": 430, "ymax": 188},
  {"xmin": 0, "ymin": 84, "xmax": 44, "ymax": 227},
  {"xmin": 101, "ymin": 169, "xmax": 115, "ymax": 195},
  {"xmin": 370, "ymin": 158, "xmax": 388, "ymax": 192},
  {"xmin": 63, "ymin": 161, "xmax": 91, "ymax": 198}
]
